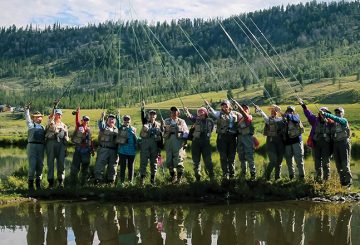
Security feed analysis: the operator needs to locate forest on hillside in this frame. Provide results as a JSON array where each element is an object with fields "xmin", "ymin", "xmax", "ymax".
[{"xmin": 0, "ymin": 1, "xmax": 359, "ymax": 111}]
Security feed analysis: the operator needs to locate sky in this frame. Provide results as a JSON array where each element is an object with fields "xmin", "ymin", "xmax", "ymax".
[{"xmin": 0, "ymin": 0, "xmax": 345, "ymax": 28}]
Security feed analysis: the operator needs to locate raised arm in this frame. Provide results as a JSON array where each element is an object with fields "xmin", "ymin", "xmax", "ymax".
[
  {"xmin": 254, "ymin": 105, "xmax": 270, "ymax": 123},
  {"xmin": 116, "ymin": 110, "xmax": 121, "ymax": 129},
  {"xmin": 25, "ymin": 107, "xmax": 33, "ymax": 129},
  {"xmin": 299, "ymin": 99, "xmax": 316, "ymax": 126},
  {"xmin": 323, "ymin": 112, "xmax": 348, "ymax": 126},
  {"xmin": 286, "ymin": 113, "xmax": 300, "ymax": 123},
  {"xmin": 75, "ymin": 107, "xmax": 81, "ymax": 129},
  {"xmin": 204, "ymin": 100, "xmax": 220, "ymax": 118},
  {"xmin": 98, "ymin": 112, "xmax": 106, "ymax": 130}
]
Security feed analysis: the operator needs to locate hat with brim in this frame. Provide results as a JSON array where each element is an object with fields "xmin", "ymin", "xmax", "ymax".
[
  {"xmin": 148, "ymin": 110, "xmax": 157, "ymax": 115},
  {"xmin": 123, "ymin": 115, "xmax": 131, "ymax": 121},
  {"xmin": 107, "ymin": 114, "xmax": 115, "ymax": 119},
  {"xmin": 335, "ymin": 107, "xmax": 344, "ymax": 113},
  {"xmin": 82, "ymin": 115, "xmax": 90, "ymax": 121},
  {"xmin": 170, "ymin": 106, "xmax": 179, "ymax": 112},
  {"xmin": 268, "ymin": 105, "xmax": 281, "ymax": 112},
  {"xmin": 319, "ymin": 107, "xmax": 331, "ymax": 114},
  {"xmin": 286, "ymin": 106, "xmax": 295, "ymax": 112},
  {"xmin": 220, "ymin": 100, "xmax": 231, "ymax": 106},
  {"xmin": 54, "ymin": 109, "xmax": 62, "ymax": 115},
  {"xmin": 32, "ymin": 111, "xmax": 43, "ymax": 117},
  {"xmin": 241, "ymin": 104, "xmax": 249, "ymax": 110},
  {"xmin": 197, "ymin": 107, "xmax": 208, "ymax": 116}
]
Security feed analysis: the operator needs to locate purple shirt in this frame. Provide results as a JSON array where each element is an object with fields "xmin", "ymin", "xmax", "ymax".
[{"xmin": 303, "ymin": 108, "xmax": 332, "ymax": 141}]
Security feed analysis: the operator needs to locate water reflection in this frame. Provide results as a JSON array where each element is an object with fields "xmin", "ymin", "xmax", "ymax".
[{"xmin": 0, "ymin": 201, "xmax": 355, "ymax": 244}]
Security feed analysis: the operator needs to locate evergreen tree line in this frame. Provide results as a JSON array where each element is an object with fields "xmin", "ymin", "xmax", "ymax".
[{"xmin": 0, "ymin": 1, "xmax": 360, "ymax": 109}]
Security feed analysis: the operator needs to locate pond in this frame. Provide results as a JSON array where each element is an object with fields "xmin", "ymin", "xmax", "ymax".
[{"xmin": 0, "ymin": 201, "xmax": 357, "ymax": 244}]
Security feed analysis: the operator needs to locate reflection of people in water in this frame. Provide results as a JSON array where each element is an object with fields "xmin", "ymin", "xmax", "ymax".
[
  {"xmin": 334, "ymin": 207, "xmax": 352, "ymax": 245},
  {"xmin": 165, "ymin": 207, "xmax": 187, "ymax": 245},
  {"xmin": 218, "ymin": 209, "xmax": 237, "ymax": 245},
  {"xmin": 46, "ymin": 203, "xmax": 67, "ymax": 245},
  {"xmin": 264, "ymin": 209, "xmax": 290, "ymax": 245},
  {"xmin": 235, "ymin": 207, "xmax": 256, "ymax": 245},
  {"xmin": 70, "ymin": 204, "xmax": 94, "ymax": 245},
  {"xmin": 136, "ymin": 207, "xmax": 163, "ymax": 245},
  {"xmin": 118, "ymin": 206, "xmax": 138, "ymax": 245},
  {"xmin": 190, "ymin": 209, "xmax": 214, "ymax": 245},
  {"xmin": 308, "ymin": 207, "xmax": 352, "ymax": 245},
  {"xmin": 308, "ymin": 209, "xmax": 332, "ymax": 245},
  {"xmin": 284, "ymin": 209, "xmax": 305, "ymax": 245},
  {"xmin": 27, "ymin": 203, "xmax": 45, "ymax": 245},
  {"xmin": 95, "ymin": 205, "xmax": 120, "ymax": 245}
]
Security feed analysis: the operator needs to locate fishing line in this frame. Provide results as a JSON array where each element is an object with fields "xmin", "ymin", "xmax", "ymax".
[{"xmin": 218, "ymin": 21, "xmax": 275, "ymax": 105}]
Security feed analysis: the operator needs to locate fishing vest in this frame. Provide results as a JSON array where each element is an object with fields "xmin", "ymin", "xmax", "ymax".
[
  {"xmin": 263, "ymin": 118, "xmax": 282, "ymax": 137},
  {"xmin": 163, "ymin": 118, "xmax": 185, "ymax": 139},
  {"xmin": 331, "ymin": 122, "xmax": 350, "ymax": 142},
  {"xmin": 45, "ymin": 121, "xmax": 69, "ymax": 141},
  {"xmin": 313, "ymin": 121, "xmax": 331, "ymax": 142},
  {"xmin": 191, "ymin": 118, "xmax": 214, "ymax": 140},
  {"xmin": 28, "ymin": 124, "xmax": 45, "ymax": 144},
  {"xmin": 71, "ymin": 126, "xmax": 92, "ymax": 147},
  {"xmin": 287, "ymin": 119, "xmax": 304, "ymax": 139},
  {"xmin": 238, "ymin": 118, "xmax": 254, "ymax": 136},
  {"xmin": 140, "ymin": 121, "xmax": 162, "ymax": 142},
  {"xmin": 98, "ymin": 126, "xmax": 118, "ymax": 148},
  {"xmin": 116, "ymin": 126, "xmax": 136, "ymax": 145},
  {"xmin": 216, "ymin": 111, "xmax": 238, "ymax": 134}
]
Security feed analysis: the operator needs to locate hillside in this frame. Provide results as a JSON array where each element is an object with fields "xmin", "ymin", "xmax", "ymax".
[{"xmin": 0, "ymin": 1, "xmax": 359, "ymax": 110}]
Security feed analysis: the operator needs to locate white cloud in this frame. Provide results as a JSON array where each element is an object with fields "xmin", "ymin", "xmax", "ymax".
[{"xmin": 0, "ymin": 0, "xmax": 344, "ymax": 28}]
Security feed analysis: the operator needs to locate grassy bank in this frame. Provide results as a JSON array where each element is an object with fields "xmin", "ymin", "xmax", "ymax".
[
  {"xmin": 0, "ymin": 153, "xmax": 356, "ymax": 204},
  {"xmin": 0, "ymin": 176, "xmax": 353, "ymax": 203}
]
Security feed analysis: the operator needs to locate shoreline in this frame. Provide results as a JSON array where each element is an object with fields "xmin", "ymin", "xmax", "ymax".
[{"xmin": 1, "ymin": 179, "xmax": 358, "ymax": 206}]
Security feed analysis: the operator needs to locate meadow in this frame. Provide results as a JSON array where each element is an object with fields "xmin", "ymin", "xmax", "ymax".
[{"xmin": 0, "ymin": 78, "xmax": 359, "ymax": 201}]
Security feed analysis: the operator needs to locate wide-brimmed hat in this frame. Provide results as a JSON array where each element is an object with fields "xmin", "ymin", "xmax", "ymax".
[
  {"xmin": 148, "ymin": 110, "xmax": 157, "ymax": 115},
  {"xmin": 197, "ymin": 107, "xmax": 208, "ymax": 116},
  {"xmin": 107, "ymin": 114, "xmax": 116, "ymax": 119},
  {"xmin": 268, "ymin": 104, "xmax": 281, "ymax": 112},
  {"xmin": 32, "ymin": 111, "xmax": 43, "ymax": 117}
]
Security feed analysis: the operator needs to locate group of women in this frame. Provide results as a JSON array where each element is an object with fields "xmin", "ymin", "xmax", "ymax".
[{"xmin": 24, "ymin": 98, "xmax": 352, "ymax": 190}]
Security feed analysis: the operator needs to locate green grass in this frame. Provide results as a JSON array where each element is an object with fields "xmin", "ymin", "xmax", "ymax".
[
  {"xmin": 0, "ymin": 143, "xmax": 358, "ymax": 202},
  {"xmin": 0, "ymin": 77, "xmax": 359, "ymax": 202}
]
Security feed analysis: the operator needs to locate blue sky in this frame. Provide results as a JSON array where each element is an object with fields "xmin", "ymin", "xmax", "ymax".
[{"xmin": 0, "ymin": 0, "xmax": 345, "ymax": 28}]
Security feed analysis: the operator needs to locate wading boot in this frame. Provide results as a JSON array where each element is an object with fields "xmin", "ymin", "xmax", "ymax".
[
  {"xmin": 35, "ymin": 179, "xmax": 41, "ymax": 190},
  {"xmin": 28, "ymin": 180, "xmax": 34, "ymax": 191},
  {"xmin": 250, "ymin": 173, "xmax": 256, "ymax": 181},
  {"xmin": 48, "ymin": 179, "xmax": 54, "ymax": 189},
  {"xmin": 150, "ymin": 175, "xmax": 155, "ymax": 185},
  {"xmin": 176, "ymin": 172, "xmax": 183, "ymax": 184},
  {"xmin": 170, "ymin": 171, "xmax": 177, "ymax": 183},
  {"xmin": 195, "ymin": 172, "xmax": 201, "ymax": 182},
  {"xmin": 140, "ymin": 175, "xmax": 146, "ymax": 186},
  {"xmin": 58, "ymin": 179, "xmax": 64, "ymax": 188}
]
